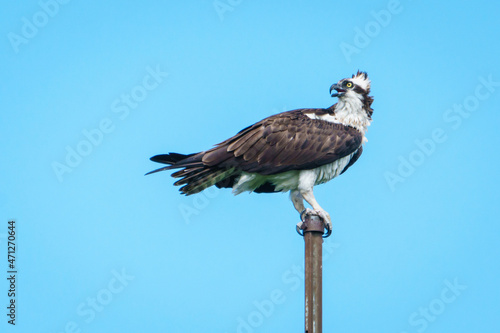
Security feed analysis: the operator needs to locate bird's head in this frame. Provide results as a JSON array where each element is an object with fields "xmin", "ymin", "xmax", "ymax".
[
  {"xmin": 330, "ymin": 71, "xmax": 373, "ymax": 118},
  {"xmin": 330, "ymin": 71, "xmax": 371, "ymax": 99}
]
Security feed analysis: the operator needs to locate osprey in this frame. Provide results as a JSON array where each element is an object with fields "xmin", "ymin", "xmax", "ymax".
[{"xmin": 148, "ymin": 71, "xmax": 374, "ymax": 235}]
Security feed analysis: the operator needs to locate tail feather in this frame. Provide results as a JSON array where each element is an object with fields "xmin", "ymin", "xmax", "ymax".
[
  {"xmin": 180, "ymin": 168, "xmax": 235, "ymax": 195},
  {"xmin": 150, "ymin": 153, "xmax": 196, "ymax": 165},
  {"xmin": 171, "ymin": 167, "xmax": 204, "ymax": 178},
  {"xmin": 147, "ymin": 151, "xmax": 236, "ymax": 195},
  {"xmin": 145, "ymin": 152, "xmax": 202, "ymax": 176},
  {"xmin": 145, "ymin": 166, "xmax": 174, "ymax": 176},
  {"xmin": 173, "ymin": 168, "xmax": 213, "ymax": 186}
]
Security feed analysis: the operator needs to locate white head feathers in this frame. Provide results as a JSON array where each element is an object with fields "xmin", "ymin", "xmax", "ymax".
[{"xmin": 349, "ymin": 71, "xmax": 371, "ymax": 93}]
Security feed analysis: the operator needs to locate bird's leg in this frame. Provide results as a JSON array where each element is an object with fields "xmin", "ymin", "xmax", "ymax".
[
  {"xmin": 290, "ymin": 190, "xmax": 305, "ymax": 213},
  {"xmin": 290, "ymin": 190, "xmax": 307, "ymax": 231},
  {"xmin": 300, "ymin": 189, "xmax": 332, "ymax": 232}
]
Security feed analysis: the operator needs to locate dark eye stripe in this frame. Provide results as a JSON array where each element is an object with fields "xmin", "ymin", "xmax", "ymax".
[{"xmin": 353, "ymin": 85, "xmax": 366, "ymax": 94}]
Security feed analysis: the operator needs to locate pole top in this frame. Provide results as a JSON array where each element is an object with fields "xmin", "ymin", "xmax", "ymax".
[{"xmin": 296, "ymin": 212, "xmax": 332, "ymax": 238}]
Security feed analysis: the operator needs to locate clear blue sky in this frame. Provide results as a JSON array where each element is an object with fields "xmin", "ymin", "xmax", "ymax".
[{"xmin": 1, "ymin": 1, "xmax": 500, "ymax": 332}]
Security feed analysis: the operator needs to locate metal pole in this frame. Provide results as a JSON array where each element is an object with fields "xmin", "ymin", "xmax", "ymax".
[{"xmin": 301, "ymin": 213, "xmax": 324, "ymax": 333}]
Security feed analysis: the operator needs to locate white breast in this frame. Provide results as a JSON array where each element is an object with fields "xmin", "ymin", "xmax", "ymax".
[
  {"xmin": 305, "ymin": 95, "xmax": 371, "ymax": 143},
  {"xmin": 313, "ymin": 151, "xmax": 357, "ymax": 184}
]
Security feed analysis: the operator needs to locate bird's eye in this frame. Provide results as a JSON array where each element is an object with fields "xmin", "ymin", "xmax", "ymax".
[{"xmin": 346, "ymin": 82, "xmax": 353, "ymax": 88}]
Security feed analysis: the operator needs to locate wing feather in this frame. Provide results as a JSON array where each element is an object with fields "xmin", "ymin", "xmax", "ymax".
[
  {"xmin": 162, "ymin": 109, "xmax": 363, "ymax": 177},
  {"xmin": 199, "ymin": 110, "xmax": 363, "ymax": 175}
]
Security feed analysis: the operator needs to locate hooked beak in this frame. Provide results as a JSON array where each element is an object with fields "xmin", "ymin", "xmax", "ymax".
[{"xmin": 329, "ymin": 83, "xmax": 345, "ymax": 98}]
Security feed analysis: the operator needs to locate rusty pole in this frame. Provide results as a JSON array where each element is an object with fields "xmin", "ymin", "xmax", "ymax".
[{"xmin": 298, "ymin": 213, "xmax": 324, "ymax": 333}]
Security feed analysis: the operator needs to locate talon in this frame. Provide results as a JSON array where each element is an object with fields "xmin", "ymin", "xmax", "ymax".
[
  {"xmin": 312, "ymin": 209, "xmax": 332, "ymax": 237},
  {"xmin": 300, "ymin": 208, "xmax": 314, "ymax": 221},
  {"xmin": 321, "ymin": 219, "xmax": 332, "ymax": 238},
  {"xmin": 296, "ymin": 222, "xmax": 304, "ymax": 236}
]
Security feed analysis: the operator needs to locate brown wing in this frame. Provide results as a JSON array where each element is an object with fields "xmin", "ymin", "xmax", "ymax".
[{"xmin": 201, "ymin": 109, "xmax": 363, "ymax": 175}]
